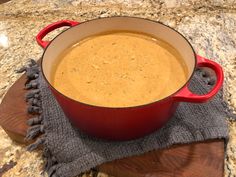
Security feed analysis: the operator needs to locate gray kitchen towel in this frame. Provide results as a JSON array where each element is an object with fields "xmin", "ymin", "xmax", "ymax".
[{"xmin": 21, "ymin": 59, "xmax": 232, "ymax": 177}]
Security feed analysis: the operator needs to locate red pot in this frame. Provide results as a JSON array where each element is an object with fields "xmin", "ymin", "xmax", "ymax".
[{"xmin": 37, "ymin": 17, "xmax": 223, "ymax": 140}]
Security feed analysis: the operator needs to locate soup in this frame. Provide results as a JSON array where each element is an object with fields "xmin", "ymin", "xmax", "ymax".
[{"xmin": 52, "ymin": 31, "xmax": 188, "ymax": 107}]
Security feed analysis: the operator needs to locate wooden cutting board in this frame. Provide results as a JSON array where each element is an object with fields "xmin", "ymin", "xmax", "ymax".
[{"xmin": 0, "ymin": 72, "xmax": 225, "ymax": 177}]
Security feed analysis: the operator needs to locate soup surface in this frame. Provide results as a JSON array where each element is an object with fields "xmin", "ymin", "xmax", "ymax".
[{"xmin": 52, "ymin": 31, "xmax": 188, "ymax": 107}]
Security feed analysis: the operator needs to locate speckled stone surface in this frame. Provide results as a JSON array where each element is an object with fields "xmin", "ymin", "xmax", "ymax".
[{"xmin": 0, "ymin": 0, "xmax": 236, "ymax": 176}]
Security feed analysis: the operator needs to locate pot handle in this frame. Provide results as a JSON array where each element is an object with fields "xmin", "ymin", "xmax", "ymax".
[
  {"xmin": 174, "ymin": 55, "xmax": 223, "ymax": 103},
  {"xmin": 36, "ymin": 20, "xmax": 79, "ymax": 48}
]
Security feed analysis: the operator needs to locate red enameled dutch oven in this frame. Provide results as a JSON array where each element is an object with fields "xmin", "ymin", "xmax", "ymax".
[{"xmin": 36, "ymin": 17, "xmax": 224, "ymax": 141}]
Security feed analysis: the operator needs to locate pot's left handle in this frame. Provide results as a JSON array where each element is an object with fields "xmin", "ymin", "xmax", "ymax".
[{"xmin": 36, "ymin": 20, "xmax": 79, "ymax": 48}]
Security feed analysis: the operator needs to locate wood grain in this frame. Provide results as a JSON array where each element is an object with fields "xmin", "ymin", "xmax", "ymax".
[
  {"xmin": 0, "ymin": 73, "xmax": 32, "ymax": 143},
  {"xmin": 97, "ymin": 140, "xmax": 224, "ymax": 177},
  {"xmin": 0, "ymin": 71, "xmax": 225, "ymax": 177}
]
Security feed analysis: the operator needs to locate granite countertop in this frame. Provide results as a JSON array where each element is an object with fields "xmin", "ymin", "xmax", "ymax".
[{"xmin": 0, "ymin": 0, "xmax": 236, "ymax": 176}]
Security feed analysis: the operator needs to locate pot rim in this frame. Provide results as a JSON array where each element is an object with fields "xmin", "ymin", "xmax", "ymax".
[{"xmin": 40, "ymin": 16, "xmax": 197, "ymax": 109}]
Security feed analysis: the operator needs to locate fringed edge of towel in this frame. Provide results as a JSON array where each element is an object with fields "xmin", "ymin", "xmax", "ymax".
[
  {"xmin": 16, "ymin": 60, "xmax": 44, "ymax": 147},
  {"xmin": 17, "ymin": 59, "xmax": 60, "ymax": 177}
]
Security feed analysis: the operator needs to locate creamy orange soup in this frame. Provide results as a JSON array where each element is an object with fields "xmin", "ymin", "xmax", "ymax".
[{"xmin": 52, "ymin": 31, "xmax": 188, "ymax": 107}]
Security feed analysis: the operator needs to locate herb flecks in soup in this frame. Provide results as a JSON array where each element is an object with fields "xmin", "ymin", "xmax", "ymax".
[{"xmin": 52, "ymin": 32, "xmax": 188, "ymax": 107}]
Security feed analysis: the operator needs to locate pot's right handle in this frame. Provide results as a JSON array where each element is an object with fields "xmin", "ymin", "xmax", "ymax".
[
  {"xmin": 36, "ymin": 20, "xmax": 79, "ymax": 48},
  {"xmin": 174, "ymin": 55, "xmax": 224, "ymax": 103}
]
